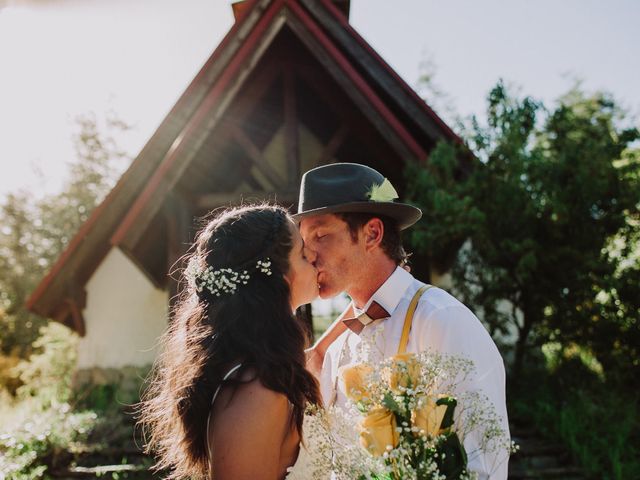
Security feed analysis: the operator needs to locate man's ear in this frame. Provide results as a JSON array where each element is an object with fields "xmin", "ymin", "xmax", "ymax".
[{"xmin": 363, "ymin": 217, "xmax": 384, "ymax": 252}]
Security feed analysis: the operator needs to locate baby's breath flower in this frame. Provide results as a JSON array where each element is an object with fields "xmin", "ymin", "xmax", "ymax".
[
  {"xmin": 189, "ymin": 257, "xmax": 273, "ymax": 297},
  {"xmin": 321, "ymin": 350, "xmax": 513, "ymax": 479}
]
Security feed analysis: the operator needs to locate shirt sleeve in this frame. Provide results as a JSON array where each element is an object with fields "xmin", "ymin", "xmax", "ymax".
[{"xmin": 412, "ymin": 303, "xmax": 510, "ymax": 479}]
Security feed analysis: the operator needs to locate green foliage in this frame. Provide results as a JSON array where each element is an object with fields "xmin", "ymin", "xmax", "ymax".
[
  {"xmin": 405, "ymin": 142, "xmax": 484, "ymax": 276},
  {"xmin": 510, "ymin": 357, "xmax": 639, "ymax": 480},
  {"xmin": 0, "ymin": 322, "xmax": 94, "ymax": 479},
  {"xmin": 14, "ymin": 323, "xmax": 78, "ymax": 405},
  {"xmin": 0, "ymin": 113, "xmax": 130, "ymax": 360},
  {"xmin": 0, "ymin": 400, "xmax": 99, "ymax": 479},
  {"xmin": 0, "ymin": 330, "xmax": 148, "ymax": 478},
  {"xmin": 407, "ymin": 81, "xmax": 640, "ymax": 378},
  {"xmin": 0, "ymin": 113, "xmax": 135, "ymax": 477}
]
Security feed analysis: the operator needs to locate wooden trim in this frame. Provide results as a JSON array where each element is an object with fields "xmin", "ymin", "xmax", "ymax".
[
  {"xmin": 283, "ymin": 61, "xmax": 299, "ymax": 187},
  {"xmin": 284, "ymin": 4, "xmax": 425, "ymax": 162},
  {"xmin": 316, "ymin": 121, "xmax": 349, "ymax": 165},
  {"xmin": 295, "ymin": 65, "xmax": 356, "ymax": 127},
  {"xmin": 231, "ymin": 126, "xmax": 287, "ymax": 189},
  {"xmin": 117, "ymin": 244, "xmax": 166, "ymax": 290},
  {"xmin": 306, "ymin": 0, "xmax": 462, "ymax": 146},
  {"xmin": 165, "ymin": 193, "xmax": 193, "ymax": 309},
  {"xmin": 66, "ymin": 299, "xmax": 86, "ymax": 337},
  {"xmin": 195, "ymin": 190, "xmax": 299, "ymax": 209},
  {"xmin": 25, "ymin": 1, "xmax": 275, "ymax": 317},
  {"xmin": 111, "ymin": 2, "xmax": 287, "ymax": 251},
  {"xmin": 295, "ymin": 65, "xmax": 403, "ymax": 174},
  {"xmin": 220, "ymin": 60, "xmax": 282, "ymax": 127},
  {"xmin": 54, "ymin": 298, "xmax": 86, "ymax": 337}
]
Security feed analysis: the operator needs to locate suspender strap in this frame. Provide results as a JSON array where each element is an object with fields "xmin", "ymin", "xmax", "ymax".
[{"xmin": 397, "ymin": 285, "xmax": 433, "ymax": 354}]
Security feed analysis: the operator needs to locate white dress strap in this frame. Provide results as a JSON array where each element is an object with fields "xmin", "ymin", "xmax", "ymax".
[{"xmin": 206, "ymin": 363, "xmax": 243, "ymax": 462}]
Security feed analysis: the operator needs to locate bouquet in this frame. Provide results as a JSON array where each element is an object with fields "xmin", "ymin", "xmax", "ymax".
[{"xmin": 294, "ymin": 351, "xmax": 513, "ymax": 480}]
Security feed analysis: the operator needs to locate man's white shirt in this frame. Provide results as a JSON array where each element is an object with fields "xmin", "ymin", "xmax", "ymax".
[{"xmin": 319, "ymin": 266, "xmax": 510, "ymax": 480}]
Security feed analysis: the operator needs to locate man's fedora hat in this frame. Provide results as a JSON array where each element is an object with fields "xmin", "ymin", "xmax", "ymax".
[{"xmin": 293, "ymin": 163, "xmax": 422, "ymax": 230}]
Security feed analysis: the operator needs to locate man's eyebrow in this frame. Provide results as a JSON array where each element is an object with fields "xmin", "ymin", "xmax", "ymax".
[
  {"xmin": 309, "ymin": 220, "xmax": 328, "ymax": 230},
  {"xmin": 301, "ymin": 222, "xmax": 318, "ymax": 234}
]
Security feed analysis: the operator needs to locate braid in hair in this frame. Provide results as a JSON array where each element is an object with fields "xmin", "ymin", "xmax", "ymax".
[
  {"xmin": 228, "ymin": 208, "xmax": 287, "ymax": 271},
  {"xmin": 255, "ymin": 208, "xmax": 287, "ymax": 261}
]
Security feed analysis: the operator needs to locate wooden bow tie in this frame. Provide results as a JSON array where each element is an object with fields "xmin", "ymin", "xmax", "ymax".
[{"xmin": 342, "ymin": 301, "xmax": 390, "ymax": 334}]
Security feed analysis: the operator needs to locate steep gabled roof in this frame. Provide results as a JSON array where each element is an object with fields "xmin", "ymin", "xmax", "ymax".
[{"xmin": 27, "ymin": 0, "xmax": 460, "ymax": 332}]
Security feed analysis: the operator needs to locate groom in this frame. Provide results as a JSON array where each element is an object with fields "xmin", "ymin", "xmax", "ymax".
[{"xmin": 295, "ymin": 163, "xmax": 509, "ymax": 479}]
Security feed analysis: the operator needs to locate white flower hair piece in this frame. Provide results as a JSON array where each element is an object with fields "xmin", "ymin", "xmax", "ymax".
[
  {"xmin": 367, "ymin": 177, "xmax": 399, "ymax": 203},
  {"xmin": 191, "ymin": 258, "xmax": 272, "ymax": 297}
]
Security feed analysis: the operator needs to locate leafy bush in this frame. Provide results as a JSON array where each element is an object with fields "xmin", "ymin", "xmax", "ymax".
[
  {"xmin": 14, "ymin": 322, "xmax": 78, "ymax": 405},
  {"xmin": 0, "ymin": 399, "xmax": 99, "ymax": 479},
  {"xmin": 0, "ymin": 322, "xmax": 91, "ymax": 478},
  {"xmin": 0, "ymin": 350, "xmax": 21, "ymax": 396},
  {"xmin": 408, "ymin": 83, "xmax": 640, "ymax": 379},
  {"xmin": 510, "ymin": 352, "xmax": 639, "ymax": 479}
]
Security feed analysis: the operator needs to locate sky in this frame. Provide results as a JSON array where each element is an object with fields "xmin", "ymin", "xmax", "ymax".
[{"xmin": 0, "ymin": 0, "xmax": 639, "ymax": 200}]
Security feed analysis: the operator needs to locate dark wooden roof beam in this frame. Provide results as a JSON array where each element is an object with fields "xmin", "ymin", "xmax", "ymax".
[
  {"xmin": 283, "ymin": 4, "xmax": 425, "ymax": 162},
  {"xmin": 301, "ymin": 0, "xmax": 460, "ymax": 146},
  {"xmin": 111, "ymin": 7, "xmax": 288, "ymax": 254},
  {"xmin": 195, "ymin": 190, "xmax": 298, "ymax": 210},
  {"xmin": 231, "ymin": 126, "xmax": 287, "ymax": 189},
  {"xmin": 283, "ymin": 62, "xmax": 300, "ymax": 188},
  {"xmin": 316, "ymin": 121, "xmax": 349, "ymax": 165}
]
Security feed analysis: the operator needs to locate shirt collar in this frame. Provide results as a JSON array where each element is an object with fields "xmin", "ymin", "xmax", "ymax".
[{"xmin": 354, "ymin": 266, "xmax": 414, "ymax": 317}]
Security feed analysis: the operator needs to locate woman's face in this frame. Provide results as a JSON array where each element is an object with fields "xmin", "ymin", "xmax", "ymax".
[{"xmin": 285, "ymin": 219, "xmax": 319, "ymax": 310}]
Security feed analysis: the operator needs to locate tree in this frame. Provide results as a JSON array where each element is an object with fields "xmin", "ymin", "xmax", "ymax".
[
  {"xmin": 407, "ymin": 82, "xmax": 640, "ymax": 378},
  {"xmin": 0, "ymin": 113, "xmax": 130, "ymax": 358}
]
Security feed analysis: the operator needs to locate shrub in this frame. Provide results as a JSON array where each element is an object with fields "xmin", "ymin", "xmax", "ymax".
[
  {"xmin": 510, "ymin": 352, "xmax": 639, "ymax": 479},
  {"xmin": 0, "ymin": 400, "xmax": 98, "ymax": 479},
  {"xmin": 14, "ymin": 322, "xmax": 78, "ymax": 405}
]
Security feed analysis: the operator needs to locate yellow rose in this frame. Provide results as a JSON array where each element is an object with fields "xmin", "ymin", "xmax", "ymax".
[
  {"xmin": 339, "ymin": 363, "xmax": 373, "ymax": 402},
  {"xmin": 387, "ymin": 353, "xmax": 421, "ymax": 393},
  {"xmin": 359, "ymin": 407, "xmax": 399, "ymax": 456},
  {"xmin": 411, "ymin": 395, "xmax": 448, "ymax": 438}
]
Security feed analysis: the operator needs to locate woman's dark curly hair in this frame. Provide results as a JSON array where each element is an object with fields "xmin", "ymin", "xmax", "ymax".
[{"xmin": 137, "ymin": 204, "xmax": 321, "ymax": 479}]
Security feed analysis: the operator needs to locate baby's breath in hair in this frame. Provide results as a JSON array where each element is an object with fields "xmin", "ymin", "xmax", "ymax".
[{"xmin": 188, "ymin": 257, "xmax": 272, "ymax": 298}]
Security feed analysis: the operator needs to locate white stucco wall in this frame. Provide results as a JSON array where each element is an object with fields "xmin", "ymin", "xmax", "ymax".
[{"xmin": 78, "ymin": 247, "xmax": 168, "ymax": 369}]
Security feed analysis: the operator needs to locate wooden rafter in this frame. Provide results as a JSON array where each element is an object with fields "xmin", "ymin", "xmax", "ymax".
[
  {"xmin": 112, "ymin": 12, "xmax": 288, "ymax": 253},
  {"xmin": 27, "ymin": 0, "xmax": 464, "ymax": 334},
  {"xmin": 283, "ymin": 60, "xmax": 299, "ymax": 188},
  {"xmin": 303, "ymin": 0, "xmax": 461, "ymax": 146},
  {"xmin": 195, "ymin": 190, "xmax": 299, "ymax": 210},
  {"xmin": 66, "ymin": 299, "xmax": 86, "ymax": 337},
  {"xmin": 165, "ymin": 193, "xmax": 193, "ymax": 308},
  {"xmin": 231, "ymin": 126, "xmax": 287, "ymax": 189},
  {"xmin": 284, "ymin": 3, "xmax": 427, "ymax": 161},
  {"xmin": 295, "ymin": 65, "xmax": 399, "ymax": 171},
  {"xmin": 316, "ymin": 121, "xmax": 349, "ymax": 165}
]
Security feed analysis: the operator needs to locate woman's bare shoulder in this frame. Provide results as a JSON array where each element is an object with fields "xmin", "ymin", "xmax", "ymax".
[
  {"xmin": 212, "ymin": 374, "xmax": 290, "ymax": 435},
  {"xmin": 223, "ymin": 376, "xmax": 288, "ymax": 414},
  {"xmin": 210, "ymin": 376, "xmax": 292, "ymax": 478}
]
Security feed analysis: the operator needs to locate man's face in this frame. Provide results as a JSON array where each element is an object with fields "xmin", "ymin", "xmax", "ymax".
[{"xmin": 299, "ymin": 214, "xmax": 364, "ymax": 299}]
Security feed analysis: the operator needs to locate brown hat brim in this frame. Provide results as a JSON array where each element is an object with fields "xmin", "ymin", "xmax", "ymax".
[{"xmin": 292, "ymin": 201, "xmax": 422, "ymax": 230}]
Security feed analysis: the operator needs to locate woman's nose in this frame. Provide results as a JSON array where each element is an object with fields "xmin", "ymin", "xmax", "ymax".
[{"xmin": 305, "ymin": 246, "xmax": 317, "ymax": 264}]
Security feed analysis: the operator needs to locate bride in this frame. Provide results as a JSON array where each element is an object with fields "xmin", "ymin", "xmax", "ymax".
[{"xmin": 138, "ymin": 204, "xmax": 322, "ymax": 479}]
